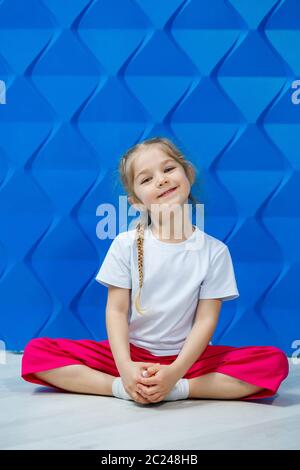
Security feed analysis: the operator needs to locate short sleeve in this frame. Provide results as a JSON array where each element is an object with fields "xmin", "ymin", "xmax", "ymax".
[
  {"xmin": 199, "ymin": 245, "xmax": 239, "ymax": 301},
  {"xmin": 95, "ymin": 234, "xmax": 132, "ymax": 289}
]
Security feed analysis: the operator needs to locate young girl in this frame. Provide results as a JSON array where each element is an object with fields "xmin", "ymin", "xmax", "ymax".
[{"xmin": 21, "ymin": 137, "xmax": 289, "ymax": 405}]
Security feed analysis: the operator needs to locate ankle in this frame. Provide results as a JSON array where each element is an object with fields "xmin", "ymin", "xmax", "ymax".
[
  {"xmin": 164, "ymin": 378, "xmax": 189, "ymax": 401},
  {"xmin": 112, "ymin": 377, "xmax": 133, "ymax": 400}
]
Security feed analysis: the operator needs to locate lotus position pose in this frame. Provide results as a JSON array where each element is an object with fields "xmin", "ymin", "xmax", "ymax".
[{"xmin": 21, "ymin": 137, "xmax": 289, "ymax": 405}]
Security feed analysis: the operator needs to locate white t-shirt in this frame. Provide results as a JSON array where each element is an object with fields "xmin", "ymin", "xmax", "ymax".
[{"xmin": 95, "ymin": 225, "xmax": 239, "ymax": 356}]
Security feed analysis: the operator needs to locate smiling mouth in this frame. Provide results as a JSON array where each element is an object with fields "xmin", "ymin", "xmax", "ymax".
[{"xmin": 158, "ymin": 187, "xmax": 178, "ymax": 198}]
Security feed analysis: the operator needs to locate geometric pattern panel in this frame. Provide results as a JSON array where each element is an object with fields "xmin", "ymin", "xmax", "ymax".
[{"xmin": 0, "ymin": 0, "xmax": 299, "ymax": 355}]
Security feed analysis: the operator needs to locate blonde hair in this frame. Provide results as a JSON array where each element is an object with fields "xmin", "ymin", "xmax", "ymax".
[{"xmin": 119, "ymin": 137, "xmax": 200, "ymax": 315}]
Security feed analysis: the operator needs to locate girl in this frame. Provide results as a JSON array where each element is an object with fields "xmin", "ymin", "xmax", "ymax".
[{"xmin": 21, "ymin": 137, "xmax": 289, "ymax": 405}]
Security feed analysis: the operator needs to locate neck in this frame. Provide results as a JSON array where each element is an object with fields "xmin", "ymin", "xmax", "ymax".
[{"xmin": 150, "ymin": 203, "xmax": 194, "ymax": 243}]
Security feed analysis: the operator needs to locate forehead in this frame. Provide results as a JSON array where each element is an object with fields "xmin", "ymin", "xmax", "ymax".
[{"xmin": 133, "ymin": 147, "xmax": 175, "ymax": 179}]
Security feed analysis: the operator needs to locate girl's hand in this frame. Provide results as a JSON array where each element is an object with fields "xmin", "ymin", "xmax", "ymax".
[
  {"xmin": 140, "ymin": 363, "xmax": 160, "ymax": 379},
  {"xmin": 136, "ymin": 364, "xmax": 180, "ymax": 403},
  {"xmin": 119, "ymin": 361, "xmax": 160, "ymax": 405}
]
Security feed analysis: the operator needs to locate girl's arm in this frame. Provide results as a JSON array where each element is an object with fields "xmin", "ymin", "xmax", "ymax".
[
  {"xmin": 105, "ymin": 285, "xmax": 132, "ymax": 375},
  {"xmin": 169, "ymin": 299, "xmax": 222, "ymax": 379}
]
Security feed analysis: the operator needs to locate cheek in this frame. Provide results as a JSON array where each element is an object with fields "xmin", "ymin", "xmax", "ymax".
[
  {"xmin": 136, "ymin": 187, "xmax": 153, "ymax": 205},
  {"xmin": 180, "ymin": 175, "xmax": 191, "ymax": 193},
  {"xmin": 145, "ymin": 186, "xmax": 157, "ymax": 198},
  {"xmin": 145, "ymin": 192, "xmax": 157, "ymax": 205}
]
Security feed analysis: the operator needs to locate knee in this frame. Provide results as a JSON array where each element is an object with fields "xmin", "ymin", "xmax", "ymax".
[
  {"xmin": 267, "ymin": 346, "xmax": 289, "ymax": 377},
  {"xmin": 23, "ymin": 337, "xmax": 49, "ymax": 357}
]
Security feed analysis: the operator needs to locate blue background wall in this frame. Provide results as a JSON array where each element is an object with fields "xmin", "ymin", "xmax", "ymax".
[{"xmin": 0, "ymin": 0, "xmax": 298, "ymax": 354}]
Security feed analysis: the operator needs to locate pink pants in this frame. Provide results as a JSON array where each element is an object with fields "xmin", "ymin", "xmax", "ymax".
[{"xmin": 21, "ymin": 337, "xmax": 289, "ymax": 400}]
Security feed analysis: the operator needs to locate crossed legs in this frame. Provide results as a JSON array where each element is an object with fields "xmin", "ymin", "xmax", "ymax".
[
  {"xmin": 188, "ymin": 372, "xmax": 264, "ymax": 399},
  {"xmin": 33, "ymin": 365, "xmax": 264, "ymax": 400}
]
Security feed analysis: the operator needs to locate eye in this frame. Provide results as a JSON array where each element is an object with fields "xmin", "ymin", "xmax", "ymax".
[
  {"xmin": 141, "ymin": 177, "xmax": 151, "ymax": 184},
  {"xmin": 165, "ymin": 166, "xmax": 175, "ymax": 172},
  {"xmin": 140, "ymin": 167, "xmax": 175, "ymax": 184}
]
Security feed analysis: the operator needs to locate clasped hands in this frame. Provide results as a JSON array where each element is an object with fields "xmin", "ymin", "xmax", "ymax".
[{"xmin": 122, "ymin": 361, "xmax": 180, "ymax": 404}]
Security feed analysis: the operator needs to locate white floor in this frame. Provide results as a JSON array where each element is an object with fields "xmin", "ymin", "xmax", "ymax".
[{"xmin": 0, "ymin": 353, "xmax": 299, "ymax": 450}]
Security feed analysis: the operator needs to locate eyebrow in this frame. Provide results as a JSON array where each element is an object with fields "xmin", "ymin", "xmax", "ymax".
[{"xmin": 135, "ymin": 159, "xmax": 175, "ymax": 181}]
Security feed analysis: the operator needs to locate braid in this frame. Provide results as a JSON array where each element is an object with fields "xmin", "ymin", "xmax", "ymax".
[
  {"xmin": 134, "ymin": 221, "xmax": 149, "ymax": 315},
  {"xmin": 137, "ymin": 222, "xmax": 144, "ymax": 289}
]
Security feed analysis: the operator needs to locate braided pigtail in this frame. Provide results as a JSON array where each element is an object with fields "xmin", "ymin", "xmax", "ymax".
[{"xmin": 134, "ymin": 221, "xmax": 149, "ymax": 315}]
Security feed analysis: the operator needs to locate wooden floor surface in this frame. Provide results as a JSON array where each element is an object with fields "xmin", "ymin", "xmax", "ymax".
[{"xmin": 0, "ymin": 353, "xmax": 299, "ymax": 450}]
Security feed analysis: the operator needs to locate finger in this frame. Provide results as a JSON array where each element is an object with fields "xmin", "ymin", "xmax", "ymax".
[
  {"xmin": 141, "ymin": 362, "xmax": 155, "ymax": 368},
  {"xmin": 133, "ymin": 387, "xmax": 153, "ymax": 402},
  {"xmin": 147, "ymin": 365, "xmax": 160, "ymax": 375},
  {"xmin": 148, "ymin": 393, "xmax": 163, "ymax": 403},
  {"xmin": 136, "ymin": 388, "xmax": 148, "ymax": 400},
  {"xmin": 137, "ymin": 385, "xmax": 150, "ymax": 396},
  {"xmin": 142, "ymin": 368, "xmax": 157, "ymax": 378},
  {"xmin": 137, "ymin": 384, "xmax": 158, "ymax": 396},
  {"xmin": 141, "ymin": 362, "xmax": 160, "ymax": 375},
  {"xmin": 139, "ymin": 376, "xmax": 157, "ymax": 386},
  {"xmin": 150, "ymin": 363, "xmax": 160, "ymax": 371},
  {"xmin": 133, "ymin": 391, "xmax": 151, "ymax": 404}
]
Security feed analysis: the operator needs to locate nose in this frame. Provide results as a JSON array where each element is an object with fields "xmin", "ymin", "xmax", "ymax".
[{"xmin": 156, "ymin": 173, "xmax": 168, "ymax": 187}]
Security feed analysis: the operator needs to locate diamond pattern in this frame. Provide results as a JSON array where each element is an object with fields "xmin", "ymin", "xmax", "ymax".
[{"xmin": 0, "ymin": 0, "xmax": 298, "ymax": 353}]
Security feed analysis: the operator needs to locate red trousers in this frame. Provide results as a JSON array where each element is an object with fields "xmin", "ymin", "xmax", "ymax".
[{"xmin": 21, "ymin": 337, "xmax": 289, "ymax": 400}]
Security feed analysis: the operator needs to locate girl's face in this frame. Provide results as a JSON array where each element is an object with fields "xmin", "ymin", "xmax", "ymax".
[{"xmin": 131, "ymin": 146, "xmax": 192, "ymax": 212}]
